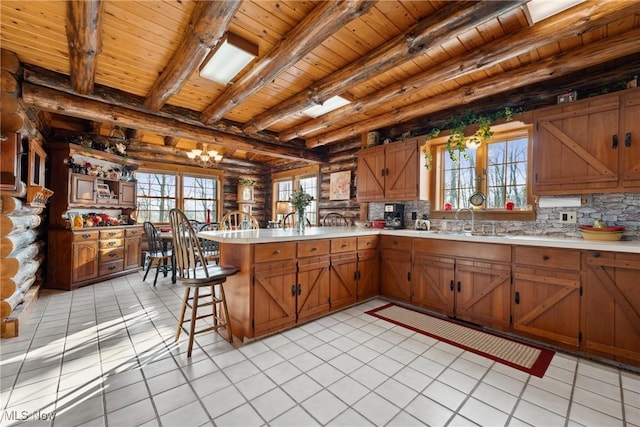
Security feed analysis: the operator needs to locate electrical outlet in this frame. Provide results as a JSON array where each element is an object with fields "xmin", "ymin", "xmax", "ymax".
[{"xmin": 560, "ymin": 211, "xmax": 577, "ymax": 223}]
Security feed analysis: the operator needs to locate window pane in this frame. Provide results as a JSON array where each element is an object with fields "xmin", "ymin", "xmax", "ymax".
[
  {"xmin": 136, "ymin": 172, "xmax": 177, "ymax": 223},
  {"xmin": 299, "ymin": 176, "xmax": 318, "ymax": 225},
  {"xmin": 442, "ymin": 148, "xmax": 476, "ymax": 209},
  {"xmin": 183, "ymin": 175, "xmax": 219, "ymax": 222},
  {"xmin": 487, "ymin": 136, "xmax": 528, "ymax": 208}
]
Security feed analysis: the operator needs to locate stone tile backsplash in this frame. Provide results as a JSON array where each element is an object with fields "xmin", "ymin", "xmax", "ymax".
[{"xmin": 368, "ymin": 193, "xmax": 639, "ymax": 241}]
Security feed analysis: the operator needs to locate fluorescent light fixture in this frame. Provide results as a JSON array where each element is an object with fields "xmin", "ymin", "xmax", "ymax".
[
  {"xmin": 524, "ymin": 0, "xmax": 585, "ymax": 25},
  {"xmin": 303, "ymin": 95, "xmax": 351, "ymax": 118},
  {"xmin": 200, "ymin": 33, "xmax": 258, "ymax": 84}
]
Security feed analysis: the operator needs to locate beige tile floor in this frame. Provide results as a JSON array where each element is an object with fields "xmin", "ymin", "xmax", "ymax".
[{"xmin": 1, "ymin": 271, "xmax": 639, "ymax": 427}]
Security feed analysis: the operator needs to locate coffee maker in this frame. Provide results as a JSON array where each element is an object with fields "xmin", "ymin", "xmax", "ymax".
[{"xmin": 384, "ymin": 203, "xmax": 405, "ymax": 229}]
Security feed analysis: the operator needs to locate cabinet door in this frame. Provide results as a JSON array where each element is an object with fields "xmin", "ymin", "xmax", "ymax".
[
  {"xmin": 330, "ymin": 252, "xmax": 357, "ymax": 311},
  {"xmin": 357, "ymin": 248, "xmax": 379, "ymax": 301},
  {"xmin": 380, "ymin": 248, "xmax": 412, "ymax": 303},
  {"xmin": 72, "ymin": 241, "xmax": 99, "ymax": 283},
  {"xmin": 533, "ymin": 93, "xmax": 620, "ymax": 194},
  {"xmin": 297, "ymin": 255, "xmax": 331, "ymax": 323},
  {"xmin": 455, "ymin": 259, "xmax": 511, "ymax": 331},
  {"xmin": 583, "ymin": 251, "xmax": 640, "ymax": 365},
  {"xmin": 512, "ymin": 265, "xmax": 580, "ymax": 348},
  {"xmin": 253, "ymin": 261, "xmax": 297, "ymax": 336},
  {"xmin": 356, "ymin": 145, "xmax": 385, "ymax": 201},
  {"xmin": 70, "ymin": 174, "xmax": 96, "ymax": 205},
  {"xmin": 620, "ymin": 89, "xmax": 640, "ymax": 188},
  {"xmin": 412, "ymin": 253, "xmax": 455, "ymax": 316},
  {"xmin": 124, "ymin": 237, "xmax": 141, "ymax": 270},
  {"xmin": 119, "ymin": 181, "xmax": 136, "ymax": 206},
  {"xmin": 384, "ymin": 140, "xmax": 419, "ymax": 200}
]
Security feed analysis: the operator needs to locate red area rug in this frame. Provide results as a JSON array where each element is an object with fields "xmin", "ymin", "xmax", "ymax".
[{"xmin": 366, "ymin": 303, "xmax": 554, "ymax": 378}]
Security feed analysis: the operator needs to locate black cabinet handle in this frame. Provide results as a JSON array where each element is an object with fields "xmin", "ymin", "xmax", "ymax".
[
  {"xmin": 449, "ymin": 280, "xmax": 454, "ymax": 291},
  {"xmin": 274, "ymin": 249, "xmax": 280, "ymax": 255},
  {"xmin": 407, "ymin": 272, "xmax": 411, "ymax": 281},
  {"xmin": 297, "ymin": 284, "xmax": 302, "ymax": 295},
  {"xmin": 341, "ymin": 243, "xmax": 347, "ymax": 248},
  {"xmin": 82, "ymin": 233, "xmax": 91, "ymax": 239},
  {"xmin": 109, "ymin": 252, "xmax": 117, "ymax": 258},
  {"xmin": 311, "ymin": 247, "xmax": 317, "ymax": 251},
  {"xmin": 381, "ymin": 168, "xmax": 386, "ymax": 176},
  {"xmin": 108, "ymin": 241, "xmax": 117, "ymax": 246},
  {"xmin": 612, "ymin": 134, "xmax": 618, "ymax": 149},
  {"xmin": 515, "ymin": 291, "xmax": 520, "ymax": 304},
  {"xmin": 291, "ymin": 285, "xmax": 296, "ymax": 296},
  {"xmin": 542, "ymin": 255, "xmax": 549, "ymax": 261},
  {"xmin": 456, "ymin": 281, "xmax": 461, "ymax": 292},
  {"xmin": 625, "ymin": 132, "xmax": 631, "ymax": 148},
  {"xmin": 593, "ymin": 251, "xmax": 601, "ymax": 258}
]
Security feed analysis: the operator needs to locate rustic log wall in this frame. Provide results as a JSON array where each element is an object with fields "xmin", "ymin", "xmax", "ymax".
[{"xmin": 1, "ymin": 51, "xmax": 45, "ymax": 338}]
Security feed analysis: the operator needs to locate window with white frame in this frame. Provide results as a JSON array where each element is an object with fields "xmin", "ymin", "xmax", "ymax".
[{"xmin": 273, "ymin": 168, "xmax": 319, "ymax": 225}]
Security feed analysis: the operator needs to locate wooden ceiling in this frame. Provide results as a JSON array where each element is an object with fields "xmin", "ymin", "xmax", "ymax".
[{"xmin": 2, "ymin": 0, "xmax": 640, "ymax": 167}]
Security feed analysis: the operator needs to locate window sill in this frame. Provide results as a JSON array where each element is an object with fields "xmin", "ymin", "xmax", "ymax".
[{"xmin": 430, "ymin": 209, "xmax": 536, "ymax": 222}]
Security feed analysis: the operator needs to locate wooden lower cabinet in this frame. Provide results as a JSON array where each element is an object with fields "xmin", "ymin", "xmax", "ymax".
[
  {"xmin": 412, "ymin": 239, "xmax": 511, "ymax": 331},
  {"xmin": 583, "ymin": 250, "xmax": 640, "ymax": 365},
  {"xmin": 329, "ymin": 237, "xmax": 358, "ymax": 311},
  {"xmin": 513, "ymin": 246, "xmax": 581, "ymax": 349},
  {"xmin": 356, "ymin": 235, "xmax": 379, "ymax": 301},
  {"xmin": 253, "ymin": 259, "xmax": 297, "ymax": 336},
  {"xmin": 47, "ymin": 226, "xmax": 142, "ymax": 290},
  {"xmin": 297, "ymin": 243, "xmax": 331, "ymax": 323},
  {"xmin": 380, "ymin": 236, "xmax": 412, "ymax": 302}
]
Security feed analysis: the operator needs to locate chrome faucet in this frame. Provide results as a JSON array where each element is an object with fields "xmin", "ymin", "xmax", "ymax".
[{"xmin": 455, "ymin": 208, "xmax": 475, "ymax": 233}]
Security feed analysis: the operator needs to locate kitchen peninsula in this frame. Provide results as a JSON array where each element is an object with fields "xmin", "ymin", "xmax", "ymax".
[{"xmin": 200, "ymin": 227, "xmax": 640, "ymax": 368}]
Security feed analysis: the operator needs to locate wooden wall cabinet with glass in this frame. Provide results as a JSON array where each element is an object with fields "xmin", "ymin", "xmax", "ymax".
[
  {"xmin": 582, "ymin": 250, "xmax": 640, "ymax": 366},
  {"xmin": 412, "ymin": 239, "xmax": 511, "ymax": 331},
  {"xmin": 512, "ymin": 246, "xmax": 581, "ymax": 350},
  {"xmin": 533, "ymin": 87, "xmax": 640, "ymax": 195},
  {"xmin": 356, "ymin": 138, "xmax": 427, "ymax": 202}
]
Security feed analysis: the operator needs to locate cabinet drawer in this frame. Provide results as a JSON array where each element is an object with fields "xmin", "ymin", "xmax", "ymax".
[
  {"xmin": 331, "ymin": 237, "xmax": 357, "ymax": 253},
  {"xmin": 99, "ymin": 238, "xmax": 124, "ymax": 249},
  {"xmin": 254, "ymin": 242, "xmax": 296, "ymax": 263},
  {"xmin": 125, "ymin": 227, "xmax": 143, "ymax": 238},
  {"xmin": 380, "ymin": 235, "xmax": 412, "ymax": 251},
  {"xmin": 357, "ymin": 235, "xmax": 378, "ymax": 250},
  {"xmin": 73, "ymin": 230, "xmax": 99, "ymax": 241},
  {"xmin": 297, "ymin": 239, "xmax": 330, "ymax": 257},
  {"xmin": 99, "ymin": 247, "xmax": 124, "ymax": 262},
  {"xmin": 100, "ymin": 229, "xmax": 124, "ymax": 239},
  {"xmin": 99, "ymin": 260, "xmax": 124, "ymax": 276},
  {"xmin": 514, "ymin": 246, "xmax": 580, "ymax": 270}
]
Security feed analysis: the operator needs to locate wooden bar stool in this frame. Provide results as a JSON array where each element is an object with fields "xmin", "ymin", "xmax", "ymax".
[{"xmin": 169, "ymin": 209, "xmax": 238, "ymax": 357}]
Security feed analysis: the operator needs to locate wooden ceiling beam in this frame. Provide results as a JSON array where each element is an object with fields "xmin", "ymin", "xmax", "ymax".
[
  {"xmin": 280, "ymin": 0, "xmax": 640, "ymax": 141},
  {"xmin": 244, "ymin": 0, "xmax": 526, "ymax": 135},
  {"xmin": 305, "ymin": 28, "xmax": 640, "ymax": 148},
  {"xmin": 143, "ymin": 0, "xmax": 241, "ymax": 111},
  {"xmin": 199, "ymin": 0, "xmax": 375, "ymax": 125},
  {"xmin": 21, "ymin": 82, "xmax": 326, "ymax": 163},
  {"xmin": 65, "ymin": 0, "xmax": 104, "ymax": 95},
  {"xmin": 163, "ymin": 136, "xmax": 179, "ymax": 147},
  {"xmin": 289, "ymin": 0, "xmax": 639, "ymax": 143}
]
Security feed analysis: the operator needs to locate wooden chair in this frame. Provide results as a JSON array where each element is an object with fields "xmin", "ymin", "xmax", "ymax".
[
  {"xmin": 197, "ymin": 222, "xmax": 220, "ymax": 265},
  {"xmin": 142, "ymin": 221, "xmax": 174, "ymax": 287},
  {"xmin": 281, "ymin": 211, "xmax": 312, "ymax": 229},
  {"xmin": 220, "ymin": 210, "xmax": 259, "ymax": 230},
  {"xmin": 169, "ymin": 209, "xmax": 238, "ymax": 357},
  {"xmin": 321, "ymin": 212, "xmax": 353, "ymax": 226}
]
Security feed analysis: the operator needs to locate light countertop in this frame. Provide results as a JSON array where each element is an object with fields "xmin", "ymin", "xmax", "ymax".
[{"xmin": 198, "ymin": 227, "xmax": 640, "ymax": 254}]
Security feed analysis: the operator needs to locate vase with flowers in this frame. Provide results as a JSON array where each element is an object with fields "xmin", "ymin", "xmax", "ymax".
[{"xmin": 290, "ymin": 187, "xmax": 313, "ymax": 233}]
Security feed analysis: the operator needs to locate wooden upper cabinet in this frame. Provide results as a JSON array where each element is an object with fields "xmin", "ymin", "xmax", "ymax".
[
  {"xmin": 70, "ymin": 173, "xmax": 97, "ymax": 205},
  {"xmin": 533, "ymin": 87, "xmax": 640, "ymax": 195},
  {"xmin": 620, "ymin": 89, "xmax": 640, "ymax": 188},
  {"xmin": 357, "ymin": 139, "xmax": 426, "ymax": 202}
]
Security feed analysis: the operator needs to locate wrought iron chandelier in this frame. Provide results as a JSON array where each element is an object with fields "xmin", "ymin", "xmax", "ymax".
[{"xmin": 187, "ymin": 143, "xmax": 223, "ymax": 167}]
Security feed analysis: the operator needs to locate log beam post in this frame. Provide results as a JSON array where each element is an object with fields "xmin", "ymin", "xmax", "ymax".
[{"xmin": 65, "ymin": 0, "xmax": 104, "ymax": 95}]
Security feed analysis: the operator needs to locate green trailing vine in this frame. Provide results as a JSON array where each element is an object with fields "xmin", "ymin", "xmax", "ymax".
[{"xmin": 423, "ymin": 107, "xmax": 518, "ymax": 169}]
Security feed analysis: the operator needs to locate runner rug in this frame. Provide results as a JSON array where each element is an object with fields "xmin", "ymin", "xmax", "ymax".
[{"xmin": 366, "ymin": 303, "xmax": 554, "ymax": 378}]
